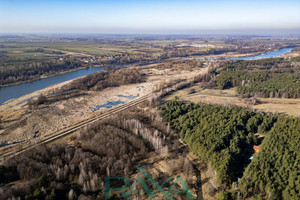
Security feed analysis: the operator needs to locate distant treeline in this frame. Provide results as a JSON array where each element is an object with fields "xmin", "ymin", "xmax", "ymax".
[
  {"xmin": 213, "ymin": 57, "xmax": 300, "ymax": 98},
  {"xmin": 0, "ymin": 58, "xmax": 84, "ymax": 86},
  {"xmin": 66, "ymin": 68, "xmax": 145, "ymax": 91},
  {"xmin": 162, "ymin": 99, "xmax": 300, "ymax": 199},
  {"xmin": 27, "ymin": 68, "xmax": 145, "ymax": 107},
  {"xmin": 25, "ymin": 48, "xmax": 45, "ymax": 53},
  {"xmin": 0, "ymin": 41, "xmax": 288, "ymax": 86}
]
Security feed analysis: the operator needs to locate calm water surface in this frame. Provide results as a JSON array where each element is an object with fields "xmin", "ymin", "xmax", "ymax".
[
  {"xmin": 0, "ymin": 67, "xmax": 104, "ymax": 105},
  {"xmin": 200, "ymin": 47, "xmax": 293, "ymax": 61},
  {"xmin": 0, "ymin": 48, "xmax": 294, "ymax": 105}
]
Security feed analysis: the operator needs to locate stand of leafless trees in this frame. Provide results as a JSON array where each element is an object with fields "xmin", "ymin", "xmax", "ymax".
[
  {"xmin": 27, "ymin": 67, "xmax": 145, "ymax": 108},
  {"xmin": 0, "ymin": 104, "xmax": 177, "ymax": 199}
]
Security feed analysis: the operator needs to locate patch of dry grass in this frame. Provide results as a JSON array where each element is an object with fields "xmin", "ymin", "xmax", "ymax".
[
  {"xmin": 253, "ymin": 98, "xmax": 300, "ymax": 117},
  {"xmin": 164, "ymin": 85, "xmax": 300, "ymax": 117},
  {"xmin": 0, "ymin": 109, "xmax": 26, "ymax": 122}
]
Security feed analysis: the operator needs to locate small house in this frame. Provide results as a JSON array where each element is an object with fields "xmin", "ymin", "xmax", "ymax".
[{"xmin": 253, "ymin": 145, "xmax": 260, "ymax": 152}]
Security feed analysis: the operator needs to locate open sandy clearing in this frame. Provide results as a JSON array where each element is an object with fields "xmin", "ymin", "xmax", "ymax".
[
  {"xmin": 164, "ymin": 85, "xmax": 300, "ymax": 117},
  {"xmin": 0, "ymin": 66, "xmax": 206, "ymax": 147}
]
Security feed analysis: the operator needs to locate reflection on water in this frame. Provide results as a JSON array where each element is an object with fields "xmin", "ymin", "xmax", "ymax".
[
  {"xmin": 89, "ymin": 100, "xmax": 126, "ymax": 111},
  {"xmin": 229, "ymin": 47, "xmax": 293, "ymax": 60},
  {"xmin": 116, "ymin": 94, "xmax": 139, "ymax": 100},
  {"xmin": 184, "ymin": 47, "xmax": 293, "ymax": 61},
  {"xmin": 0, "ymin": 67, "xmax": 104, "ymax": 105},
  {"xmin": 0, "ymin": 48, "xmax": 293, "ymax": 105}
]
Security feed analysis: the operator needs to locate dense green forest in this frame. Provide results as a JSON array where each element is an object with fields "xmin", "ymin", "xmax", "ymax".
[
  {"xmin": 238, "ymin": 117, "xmax": 300, "ymax": 200},
  {"xmin": 213, "ymin": 57, "xmax": 300, "ymax": 98},
  {"xmin": 161, "ymin": 100, "xmax": 275, "ymax": 185},
  {"xmin": 161, "ymin": 99, "xmax": 300, "ymax": 199}
]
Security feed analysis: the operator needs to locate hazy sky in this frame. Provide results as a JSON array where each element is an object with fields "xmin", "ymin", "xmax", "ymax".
[{"xmin": 1, "ymin": 0, "xmax": 300, "ymax": 34}]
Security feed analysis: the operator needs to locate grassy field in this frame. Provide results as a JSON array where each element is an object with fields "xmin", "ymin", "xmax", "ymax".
[
  {"xmin": 163, "ymin": 84, "xmax": 300, "ymax": 117},
  {"xmin": 1, "ymin": 42, "xmax": 122, "ymax": 58},
  {"xmin": 1, "ymin": 34, "xmax": 299, "ymax": 86},
  {"xmin": 2, "ymin": 35, "xmax": 299, "ymax": 63}
]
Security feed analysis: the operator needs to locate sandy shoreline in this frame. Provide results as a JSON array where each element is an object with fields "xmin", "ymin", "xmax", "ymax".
[
  {"xmin": 0, "ymin": 79, "xmax": 74, "ymax": 111},
  {"xmin": 0, "ymin": 65, "xmax": 105, "ymax": 88},
  {"xmin": 0, "ymin": 63, "xmax": 207, "ymax": 146},
  {"xmin": 0, "ymin": 81, "xmax": 153, "ymax": 144}
]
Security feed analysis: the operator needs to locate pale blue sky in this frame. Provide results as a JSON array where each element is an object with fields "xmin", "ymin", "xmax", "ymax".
[{"xmin": 0, "ymin": 0, "xmax": 300, "ymax": 34}]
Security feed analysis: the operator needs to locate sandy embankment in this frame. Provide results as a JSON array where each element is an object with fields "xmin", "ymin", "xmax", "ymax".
[
  {"xmin": 0, "ymin": 80, "xmax": 154, "ymax": 145},
  {"xmin": 0, "ymin": 80, "xmax": 74, "ymax": 112},
  {"xmin": 179, "ymin": 48, "xmax": 300, "ymax": 61},
  {"xmin": 0, "ymin": 65, "xmax": 206, "ymax": 146},
  {"xmin": 176, "ymin": 52, "xmax": 264, "ymax": 61}
]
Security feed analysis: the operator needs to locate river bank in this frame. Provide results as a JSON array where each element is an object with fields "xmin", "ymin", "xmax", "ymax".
[
  {"xmin": 0, "ymin": 67, "xmax": 106, "ymax": 105},
  {"xmin": 180, "ymin": 47, "xmax": 294, "ymax": 61},
  {"xmin": 0, "ymin": 62, "xmax": 206, "ymax": 148}
]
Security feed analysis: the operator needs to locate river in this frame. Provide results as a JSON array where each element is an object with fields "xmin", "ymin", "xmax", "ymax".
[
  {"xmin": 0, "ymin": 47, "xmax": 293, "ymax": 105},
  {"xmin": 199, "ymin": 47, "xmax": 293, "ymax": 61},
  {"xmin": 0, "ymin": 67, "xmax": 104, "ymax": 105}
]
